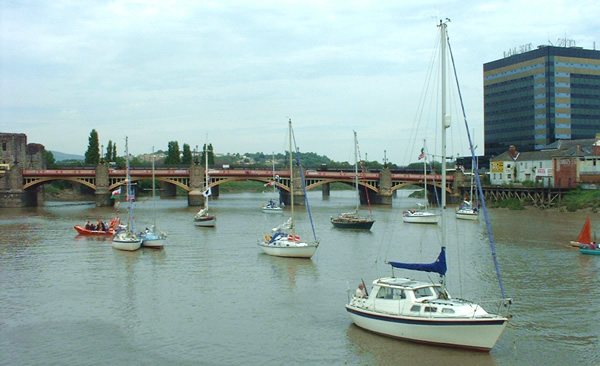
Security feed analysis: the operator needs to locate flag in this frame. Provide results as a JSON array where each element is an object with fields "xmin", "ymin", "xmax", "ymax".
[
  {"xmin": 264, "ymin": 181, "xmax": 274, "ymax": 187},
  {"xmin": 111, "ymin": 188, "xmax": 121, "ymax": 199},
  {"xmin": 418, "ymin": 148, "xmax": 425, "ymax": 160},
  {"xmin": 203, "ymin": 187, "xmax": 212, "ymax": 197}
]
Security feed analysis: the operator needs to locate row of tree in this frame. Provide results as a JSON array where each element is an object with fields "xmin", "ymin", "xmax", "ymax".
[{"xmin": 49, "ymin": 129, "xmax": 423, "ymax": 171}]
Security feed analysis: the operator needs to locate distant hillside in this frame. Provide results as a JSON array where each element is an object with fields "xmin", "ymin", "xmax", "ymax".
[{"xmin": 50, "ymin": 151, "xmax": 84, "ymax": 162}]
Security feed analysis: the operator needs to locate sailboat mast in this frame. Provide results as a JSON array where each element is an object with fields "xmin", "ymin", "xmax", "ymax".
[
  {"xmin": 204, "ymin": 141, "xmax": 209, "ymax": 210},
  {"xmin": 289, "ymin": 119, "xmax": 295, "ymax": 233},
  {"xmin": 354, "ymin": 131, "xmax": 359, "ymax": 211},
  {"xmin": 440, "ymin": 19, "xmax": 449, "ymax": 209},
  {"xmin": 125, "ymin": 136, "xmax": 134, "ymax": 233},
  {"xmin": 152, "ymin": 146, "xmax": 156, "ymax": 227}
]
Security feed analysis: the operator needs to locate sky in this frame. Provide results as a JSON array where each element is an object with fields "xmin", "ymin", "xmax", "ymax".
[{"xmin": 1, "ymin": 0, "xmax": 599, "ymax": 165}]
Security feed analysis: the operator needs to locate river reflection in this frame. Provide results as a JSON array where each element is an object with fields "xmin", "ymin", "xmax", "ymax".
[{"xmin": 1, "ymin": 192, "xmax": 599, "ymax": 365}]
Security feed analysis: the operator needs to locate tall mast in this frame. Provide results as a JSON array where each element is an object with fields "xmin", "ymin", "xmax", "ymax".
[
  {"xmin": 204, "ymin": 139, "xmax": 209, "ymax": 210},
  {"xmin": 125, "ymin": 136, "xmax": 134, "ymax": 233},
  {"xmin": 289, "ymin": 119, "xmax": 294, "ymax": 233},
  {"xmin": 440, "ymin": 19, "xmax": 449, "ymax": 209},
  {"xmin": 152, "ymin": 146, "xmax": 156, "ymax": 227},
  {"xmin": 353, "ymin": 131, "xmax": 359, "ymax": 211}
]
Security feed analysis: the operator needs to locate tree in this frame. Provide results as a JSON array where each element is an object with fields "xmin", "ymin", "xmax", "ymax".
[
  {"xmin": 164, "ymin": 141, "xmax": 181, "ymax": 165},
  {"xmin": 181, "ymin": 143, "xmax": 192, "ymax": 165},
  {"xmin": 105, "ymin": 140, "xmax": 113, "ymax": 162},
  {"xmin": 84, "ymin": 129, "xmax": 100, "ymax": 165},
  {"xmin": 112, "ymin": 143, "xmax": 117, "ymax": 161},
  {"xmin": 45, "ymin": 150, "xmax": 56, "ymax": 169},
  {"xmin": 201, "ymin": 143, "xmax": 215, "ymax": 166}
]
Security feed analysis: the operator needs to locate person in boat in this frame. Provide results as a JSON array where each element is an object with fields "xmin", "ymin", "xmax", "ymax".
[
  {"xmin": 85, "ymin": 221, "xmax": 92, "ymax": 230},
  {"xmin": 355, "ymin": 283, "xmax": 366, "ymax": 298}
]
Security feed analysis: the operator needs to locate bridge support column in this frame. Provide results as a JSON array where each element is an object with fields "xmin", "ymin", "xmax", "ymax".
[
  {"xmin": 95, "ymin": 163, "xmax": 111, "ymax": 207},
  {"xmin": 0, "ymin": 165, "xmax": 32, "ymax": 208},
  {"xmin": 322, "ymin": 182, "xmax": 330, "ymax": 199},
  {"xmin": 188, "ymin": 164, "xmax": 204, "ymax": 206},
  {"xmin": 374, "ymin": 167, "xmax": 393, "ymax": 205}
]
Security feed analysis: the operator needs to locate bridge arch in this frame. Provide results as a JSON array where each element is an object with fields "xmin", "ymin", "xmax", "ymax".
[{"xmin": 23, "ymin": 177, "xmax": 97, "ymax": 190}]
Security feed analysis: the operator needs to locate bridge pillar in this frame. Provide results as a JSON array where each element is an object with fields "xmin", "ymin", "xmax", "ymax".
[
  {"xmin": 188, "ymin": 163, "xmax": 204, "ymax": 206},
  {"xmin": 280, "ymin": 166, "xmax": 305, "ymax": 206},
  {"xmin": 95, "ymin": 163, "xmax": 111, "ymax": 207},
  {"xmin": 0, "ymin": 164, "xmax": 32, "ymax": 207},
  {"xmin": 375, "ymin": 167, "xmax": 393, "ymax": 205},
  {"xmin": 322, "ymin": 182, "xmax": 330, "ymax": 199}
]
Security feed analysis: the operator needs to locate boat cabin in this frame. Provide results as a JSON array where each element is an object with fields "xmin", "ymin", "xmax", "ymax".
[{"xmin": 360, "ymin": 277, "xmax": 488, "ymax": 318}]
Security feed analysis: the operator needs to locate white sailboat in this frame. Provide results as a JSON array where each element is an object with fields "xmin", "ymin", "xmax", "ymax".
[
  {"xmin": 456, "ymin": 162, "xmax": 479, "ymax": 221},
  {"xmin": 261, "ymin": 151, "xmax": 283, "ymax": 213},
  {"xmin": 112, "ymin": 136, "xmax": 142, "ymax": 251},
  {"xmin": 141, "ymin": 146, "xmax": 167, "ymax": 248},
  {"xmin": 331, "ymin": 131, "xmax": 375, "ymax": 230},
  {"xmin": 345, "ymin": 20, "xmax": 511, "ymax": 351},
  {"xmin": 402, "ymin": 140, "xmax": 440, "ymax": 224},
  {"xmin": 258, "ymin": 119, "xmax": 319, "ymax": 258},
  {"xmin": 194, "ymin": 142, "xmax": 216, "ymax": 227}
]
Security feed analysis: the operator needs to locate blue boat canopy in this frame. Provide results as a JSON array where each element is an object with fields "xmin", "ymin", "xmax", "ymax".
[{"xmin": 388, "ymin": 247, "xmax": 447, "ymax": 276}]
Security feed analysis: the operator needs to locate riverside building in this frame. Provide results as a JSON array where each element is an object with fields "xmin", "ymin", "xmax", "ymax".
[{"xmin": 483, "ymin": 44, "xmax": 600, "ymax": 158}]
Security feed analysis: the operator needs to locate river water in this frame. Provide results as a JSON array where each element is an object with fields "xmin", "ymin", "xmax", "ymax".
[{"xmin": 0, "ymin": 190, "xmax": 598, "ymax": 365}]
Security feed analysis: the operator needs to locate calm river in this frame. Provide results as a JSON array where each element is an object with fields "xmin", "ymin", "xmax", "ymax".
[{"xmin": 1, "ymin": 190, "xmax": 598, "ymax": 365}]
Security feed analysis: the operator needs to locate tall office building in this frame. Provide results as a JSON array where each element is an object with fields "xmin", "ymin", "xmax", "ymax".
[{"xmin": 483, "ymin": 45, "xmax": 600, "ymax": 157}]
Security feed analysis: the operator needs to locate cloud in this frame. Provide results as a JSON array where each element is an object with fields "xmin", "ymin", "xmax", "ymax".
[{"xmin": 1, "ymin": 0, "xmax": 599, "ymax": 165}]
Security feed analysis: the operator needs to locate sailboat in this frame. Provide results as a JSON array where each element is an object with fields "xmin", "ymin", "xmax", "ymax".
[
  {"xmin": 345, "ymin": 20, "xmax": 511, "ymax": 351},
  {"xmin": 331, "ymin": 131, "xmax": 375, "ymax": 230},
  {"xmin": 258, "ymin": 119, "xmax": 319, "ymax": 258},
  {"xmin": 194, "ymin": 142, "xmax": 216, "ymax": 227},
  {"xmin": 112, "ymin": 137, "xmax": 143, "ymax": 251},
  {"xmin": 456, "ymin": 163, "xmax": 479, "ymax": 221},
  {"xmin": 570, "ymin": 216, "xmax": 592, "ymax": 247},
  {"xmin": 402, "ymin": 140, "xmax": 441, "ymax": 224},
  {"xmin": 262, "ymin": 152, "xmax": 284, "ymax": 213},
  {"xmin": 141, "ymin": 146, "xmax": 167, "ymax": 248}
]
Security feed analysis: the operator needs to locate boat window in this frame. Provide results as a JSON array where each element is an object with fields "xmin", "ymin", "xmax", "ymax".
[
  {"xmin": 442, "ymin": 308, "xmax": 455, "ymax": 314},
  {"xmin": 410, "ymin": 305, "xmax": 421, "ymax": 312},
  {"xmin": 376, "ymin": 287, "xmax": 405, "ymax": 300},
  {"xmin": 424, "ymin": 306, "xmax": 437, "ymax": 313},
  {"xmin": 414, "ymin": 287, "xmax": 433, "ymax": 298}
]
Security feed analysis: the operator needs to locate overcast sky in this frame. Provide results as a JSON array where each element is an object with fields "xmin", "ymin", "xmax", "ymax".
[{"xmin": 1, "ymin": 0, "xmax": 598, "ymax": 165}]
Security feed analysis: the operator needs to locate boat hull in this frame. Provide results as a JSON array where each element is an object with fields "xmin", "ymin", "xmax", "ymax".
[
  {"xmin": 331, "ymin": 218, "xmax": 375, "ymax": 230},
  {"xmin": 112, "ymin": 236, "xmax": 142, "ymax": 251},
  {"xmin": 74, "ymin": 225, "xmax": 114, "ymax": 236},
  {"xmin": 262, "ymin": 207, "xmax": 283, "ymax": 213},
  {"xmin": 258, "ymin": 239, "xmax": 318, "ymax": 258},
  {"xmin": 345, "ymin": 304, "xmax": 507, "ymax": 351},
  {"xmin": 402, "ymin": 212, "xmax": 440, "ymax": 224},
  {"xmin": 141, "ymin": 232, "xmax": 165, "ymax": 248},
  {"xmin": 194, "ymin": 216, "xmax": 216, "ymax": 227},
  {"xmin": 456, "ymin": 210, "xmax": 479, "ymax": 221},
  {"xmin": 579, "ymin": 248, "xmax": 600, "ymax": 255}
]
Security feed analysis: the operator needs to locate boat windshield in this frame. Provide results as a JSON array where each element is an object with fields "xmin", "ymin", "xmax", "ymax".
[{"xmin": 414, "ymin": 286, "xmax": 439, "ymax": 299}]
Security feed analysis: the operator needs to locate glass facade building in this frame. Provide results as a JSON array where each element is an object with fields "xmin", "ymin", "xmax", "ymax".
[{"xmin": 484, "ymin": 46, "xmax": 600, "ymax": 157}]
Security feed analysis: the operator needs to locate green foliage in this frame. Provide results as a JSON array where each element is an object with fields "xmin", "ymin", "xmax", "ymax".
[
  {"xmin": 182, "ymin": 144, "xmax": 193, "ymax": 165},
  {"xmin": 45, "ymin": 151, "xmax": 56, "ymax": 168},
  {"xmin": 491, "ymin": 197, "xmax": 525, "ymax": 210},
  {"xmin": 201, "ymin": 144, "xmax": 215, "ymax": 166},
  {"xmin": 164, "ymin": 141, "xmax": 181, "ymax": 165},
  {"xmin": 105, "ymin": 141, "xmax": 113, "ymax": 162},
  {"xmin": 84, "ymin": 129, "xmax": 100, "ymax": 165},
  {"xmin": 561, "ymin": 188, "xmax": 600, "ymax": 212}
]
